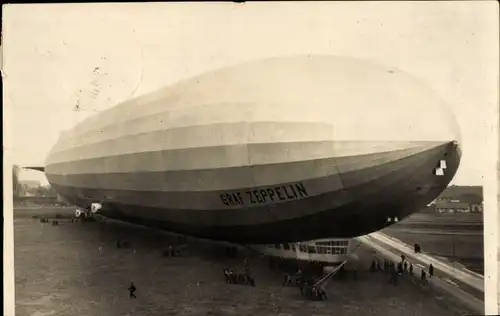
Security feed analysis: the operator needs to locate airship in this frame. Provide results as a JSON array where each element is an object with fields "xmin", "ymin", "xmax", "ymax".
[{"xmin": 43, "ymin": 55, "xmax": 461, "ymax": 245}]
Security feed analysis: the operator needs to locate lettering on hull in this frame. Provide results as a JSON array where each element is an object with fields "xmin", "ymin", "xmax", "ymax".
[{"xmin": 220, "ymin": 182, "xmax": 309, "ymax": 206}]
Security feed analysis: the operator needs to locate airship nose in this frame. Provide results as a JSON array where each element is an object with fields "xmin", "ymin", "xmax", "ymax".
[
  {"xmin": 451, "ymin": 140, "xmax": 462, "ymax": 158},
  {"xmin": 436, "ymin": 140, "xmax": 462, "ymax": 177},
  {"xmin": 423, "ymin": 140, "xmax": 461, "ymax": 177}
]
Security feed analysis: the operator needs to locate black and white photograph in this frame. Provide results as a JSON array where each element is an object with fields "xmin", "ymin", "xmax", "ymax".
[{"xmin": 3, "ymin": 2, "xmax": 499, "ymax": 316}]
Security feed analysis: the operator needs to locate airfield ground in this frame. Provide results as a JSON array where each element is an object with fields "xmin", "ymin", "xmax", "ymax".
[
  {"xmin": 12, "ymin": 207, "xmax": 478, "ymax": 316},
  {"xmin": 12, "ymin": 207, "xmax": 485, "ymax": 275},
  {"xmin": 383, "ymin": 213, "xmax": 483, "ymax": 275}
]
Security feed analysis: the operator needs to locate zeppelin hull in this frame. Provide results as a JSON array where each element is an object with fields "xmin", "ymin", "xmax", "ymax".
[
  {"xmin": 46, "ymin": 140, "xmax": 460, "ymax": 243},
  {"xmin": 44, "ymin": 56, "xmax": 461, "ymax": 243}
]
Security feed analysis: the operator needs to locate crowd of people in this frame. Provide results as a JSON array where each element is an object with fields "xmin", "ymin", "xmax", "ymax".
[
  {"xmin": 369, "ymin": 255, "xmax": 434, "ymax": 286},
  {"xmin": 281, "ymin": 265, "xmax": 332, "ymax": 301},
  {"xmin": 223, "ymin": 268, "xmax": 256, "ymax": 286}
]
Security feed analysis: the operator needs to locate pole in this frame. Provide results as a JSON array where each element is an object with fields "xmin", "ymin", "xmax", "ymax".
[{"xmin": 452, "ymin": 236, "xmax": 456, "ymax": 274}]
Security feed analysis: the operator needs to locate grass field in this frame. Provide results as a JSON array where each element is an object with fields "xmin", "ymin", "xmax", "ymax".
[{"xmin": 13, "ymin": 207, "xmax": 473, "ymax": 316}]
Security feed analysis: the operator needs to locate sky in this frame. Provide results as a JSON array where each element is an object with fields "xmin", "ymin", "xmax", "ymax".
[{"xmin": 3, "ymin": 2, "xmax": 498, "ymax": 186}]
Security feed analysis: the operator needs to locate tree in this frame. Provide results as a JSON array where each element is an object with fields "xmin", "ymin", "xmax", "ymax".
[
  {"xmin": 12, "ymin": 165, "xmax": 21, "ymax": 198},
  {"xmin": 26, "ymin": 185, "xmax": 57, "ymax": 197}
]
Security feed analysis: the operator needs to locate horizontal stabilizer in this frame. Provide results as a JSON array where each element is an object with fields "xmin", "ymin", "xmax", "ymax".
[{"xmin": 24, "ymin": 166, "xmax": 45, "ymax": 172}]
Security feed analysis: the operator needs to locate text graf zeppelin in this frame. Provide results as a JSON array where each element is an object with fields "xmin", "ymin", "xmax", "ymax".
[{"xmin": 220, "ymin": 182, "xmax": 309, "ymax": 206}]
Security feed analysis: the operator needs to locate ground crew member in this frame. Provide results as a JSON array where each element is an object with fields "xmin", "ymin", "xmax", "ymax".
[
  {"xmin": 318, "ymin": 287, "xmax": 328, "ymax": 300},
  {"xmin": 244, "ymin": 257, "xmax": 251, "ymax": 276},
  {"xmin": 397, "ymin": 262, "xmax": 403, "ymax": 275},
  {"xmin": 128, "ymin": 282, "xmax": 137, "ymax": 299},
  {"xmin": 283, "ymin": 273, "xmax": 292, "ymax": 286},
  {"xmin": 409, "ymin": 264, "xmax": 413, "ymax": 276},
  {"xmin": 295, "ymin": 268, "xmax": 302, "ymax": 279},
  {"xmin": 429, "ymin": 263, "xmax": 434, "ymax": 277},
  {"xmin": 389, "ymin": 269, "xmax": 398, "ymax": 286},
  {"xmin": 421, "ymin": 269, "xmax": 427, "ymax": 284},
  {"xmin": 312, "ymin": 286, "xmax": 318, "ymax": 300},
  {"xmin": 370, "ymin": 260, "xmax": 376, "ymax": 272}
]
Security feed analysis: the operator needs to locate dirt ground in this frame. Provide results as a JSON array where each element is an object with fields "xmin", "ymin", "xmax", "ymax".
[{"xmin": 12, "ymin": 207, "xmax": 474, "ymax": 316}]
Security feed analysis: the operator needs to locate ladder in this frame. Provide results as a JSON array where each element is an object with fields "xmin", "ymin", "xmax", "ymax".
[{"xmin": 313, "ymin": 260, "xmax": 348, "ymax": 289}]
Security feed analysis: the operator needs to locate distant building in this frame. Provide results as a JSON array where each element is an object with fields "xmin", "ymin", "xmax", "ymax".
[
  {"xmin": 434, "ymin": 201, "xmax": 472, "ymax": 213},
  {"xmin": 470, "ymin": 204, "xmax": 483, "ymax": 213},
  {"xmin": 439, "ymin": 185, "xmax": 483, "ymax": 204},
  {"xmin": 425, "ymin": 185, "xmax": 484, "ymax": 214}
]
